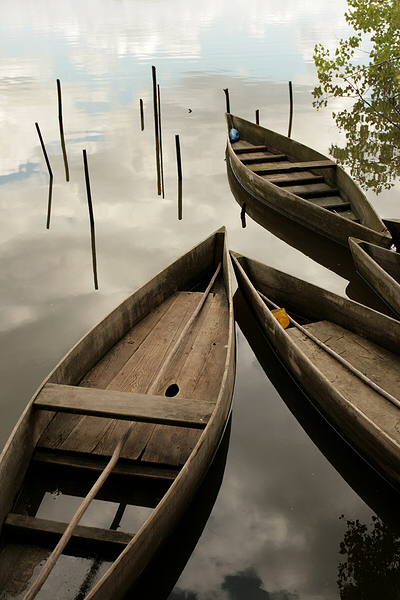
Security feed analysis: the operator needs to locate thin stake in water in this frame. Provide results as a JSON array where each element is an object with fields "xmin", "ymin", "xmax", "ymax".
[
  {"xmin": 255, "ymin": 109, "xmax": 259, "ymax": 125},
  {"xmin": 83, "ymin": 149, "xmax": 98, "ymax": 290},
  {"xmin": 152, "ymin": 66, "xmax": 162, "ymax": 195},
  {"xmin": 157, "ymin": 84, "xmax": 165, "ymax": 198},
  {"xmin": 140, "ymin": 98, "xmax": 145, "ymax": 131},
  {"xmin": 176, "ymin": 135, "xmax": 183, "ymax": 220},
  {"xmin": 288, "ymin": 81, "xmax": 293, "ymax": 138},
  {"xmin": 35, "ymin": 122, "xmax": 53, "ymax": 229},
  {"xmin": 223, "ymin": 88, "xmax": 230, "ymax": 113},
  {"xmin": 57, "ymin": 79, "xmax": 70, "ymax": 182}
]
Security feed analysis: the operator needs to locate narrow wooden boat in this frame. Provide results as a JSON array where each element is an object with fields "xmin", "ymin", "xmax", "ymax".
[
  {"xmin": 0, "ymin": 228, "xmax": 235, "ymax": 600},
  {"xmin": 225, "ymin": 113, "xmax": 393, "ymax": 248},
  {"xmin": 349, "ymin": 237, "xmax": 400, "ymax": 317},
  {"xmin": 230, "ymin": 251, "xmax": 400, "ymax": 490}
]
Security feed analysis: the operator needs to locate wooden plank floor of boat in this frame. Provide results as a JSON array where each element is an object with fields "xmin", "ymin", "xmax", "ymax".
[
  {"xmin": 37, "ymin": 287, "xmax": 229, "ymax": 467},
  {"xmin": 286, "ymin": 320, "xmax": 400, "ymax": 443},
  {"xmin": 232, "ymin": 139, "xmax": 358, "ymax": 221}
]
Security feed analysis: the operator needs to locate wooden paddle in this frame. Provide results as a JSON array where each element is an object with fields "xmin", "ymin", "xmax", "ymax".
[
  {"xmin": 23, "ymin": 262, "xmax": 222, "ymax": 600},
  {"xmin": 258, "ymin": 290, "xmax": 400, "ymax": 410}
]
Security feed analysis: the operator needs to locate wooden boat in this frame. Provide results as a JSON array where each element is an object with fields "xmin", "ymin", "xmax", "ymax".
[
  {"xmin": 225, "ymin": 113, "xmax": 393, "ymax": 248},
  {"xmin": 349, "ymin": 237, "xmax": 400, "ymax": 318},
  {"xmin": 0, "ymin": 228, "xmax": 235, "ymax": 600},
  {"xmin": 230, "ymin": 251, "xmax": 400, "ymax": 490}
]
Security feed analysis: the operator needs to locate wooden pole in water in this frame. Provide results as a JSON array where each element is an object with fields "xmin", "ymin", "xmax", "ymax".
[
  {"xmin": 176, "ymin": 134, "xmax": 183, "ymax": 219},
  {"xmin": 158, "ymin": 84, "xmax": 165, "ymax": 198},
  {"xmin": 288, "ymin": 81, "xmax": 293, "ymax": 138},
  {"xmin": 83, "ymin": 149, "xmax": 99, "ymax": 290},
  {"xmin": 240, "ymin": 202, "xmax": 247, "ymax": 228},
  {"xmin": 35, "ymin": 122, "xmax": 53, "ymax": 229},
  {"xmin": 152, "ymin": 66, "xmax": 162, "ymax": 195},
  {"xmin": 223, "ymin": 88, "xmax": 230, "ymax": 113},
  {"xmin": 175, "ymin": 134, "xmax": 182, "ymax": 181},
  {"xmin": 255, "ymin": 110, "xmax": 259, "ymax": 125},
  {"xmin": 57, "ymin": 79, "xmax": 70, "ymax": 182},
  {"xmin": 140, "ymin": 98, "xmax": 145, "ymax": 131}
]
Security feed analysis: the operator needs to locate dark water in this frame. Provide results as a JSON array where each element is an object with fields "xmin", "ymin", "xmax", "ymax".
[{"xmin": 1, "ymin": 1, "xmax": 400, "ymax": 598}]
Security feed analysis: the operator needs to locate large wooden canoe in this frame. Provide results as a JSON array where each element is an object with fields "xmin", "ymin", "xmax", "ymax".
[
  {"xmin": 225, "ymin": 113, "xmax": 393, "ymax": 248},
  {"xmin": 0, "ymin": 228, "xmax": 235, "ymax": 599},
  {"xmin": 349, "ymin": 237, "xmax": 400, "ymax": 318},
  {"xmin": 230, "ymin": 251, "xmax": 400, "ymax": 490}
]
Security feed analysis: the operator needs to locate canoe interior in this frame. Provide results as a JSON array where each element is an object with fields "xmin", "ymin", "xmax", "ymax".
[
  {"xmin": 0, "ymin": 231, "xmax": 233, "ymax": 598},
  {"xmin": 226, "ymin": 114, "xmax": 390, "ymax": 240},
  {"xmin": 232, "ymin": 253, "xmax": 400, "ymax": 489},
  {"xmin": 349, "ymin": 238, "xmax": 400, "ymax": 318},
  {"xmin": 355, "ymin": 240, "xmax": 400, "ymax": 284}
]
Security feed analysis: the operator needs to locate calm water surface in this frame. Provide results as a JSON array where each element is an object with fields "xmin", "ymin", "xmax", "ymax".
[{"xmin": 1, "ymin": 1, "xmax": 400, "ymax": 598}]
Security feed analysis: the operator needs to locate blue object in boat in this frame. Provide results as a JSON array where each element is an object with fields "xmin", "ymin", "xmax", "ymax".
[{"xmin": 229, "ymin": 128, "xmax": 239, "ymax": 142}]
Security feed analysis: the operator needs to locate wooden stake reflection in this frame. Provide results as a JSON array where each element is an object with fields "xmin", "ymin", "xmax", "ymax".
[
  {"xmin": 57, "ymin": 79, "xmax": 70, "ymax": 182},
  {"xmin": 35, "ymin": 122, "xmax": 53, "ymax": 229},
  {"xmin": 83, "ymin": 149, "xmax": 99, "ymax": 290}
]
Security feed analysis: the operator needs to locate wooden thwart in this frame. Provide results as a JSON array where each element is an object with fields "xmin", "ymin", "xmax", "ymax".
[
  {"xmin": 33, "ymin": 450, "xmax": 179, "ymax": 481},
  {"xmin": 34, "ymin": 383, "xmax": 212, "ymax": 429},
  {"xmin": 5, "ymin": 513, "xmax": 133, "ymax": 548},
  {"xmin": 249, "ymin": 159, "xmax": 335, "ymax": 174}
]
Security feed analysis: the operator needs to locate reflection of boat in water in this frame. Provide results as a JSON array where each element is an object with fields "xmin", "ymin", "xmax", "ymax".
[
  {"xmin": 0, "ymin": 228, "xmax": 235, "ymax": 599},
  {"xmin": 349, "ymin": 237, "xmax": 400, "ymax": 318},
  {"xmin": 233, "ymin": 290, "xmax": 400, "ymax": 534},
  {"xmin": 129, "ymin": 417, "xmax": 232, "ymax": 599},
  {"xmin": 231, "ymin": 252, "xmax": 400, "ymax": 493},
  {"xmin": 227, "ymin": 157, "xmax": 397, "ymax": 316},
  {"xmin": 225, "ymin": 113, "xmax": 393, "ymax": 248}
]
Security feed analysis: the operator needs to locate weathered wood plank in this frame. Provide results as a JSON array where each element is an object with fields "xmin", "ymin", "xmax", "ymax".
[
  {"xmin": 283, "ymin": 183, "xmax": 339, "ymax": 198},
  {"xmin": 249, "ymin": 159, "xmax": 336, "ymax": 174},
  {"xmin": 286, "ymin": 321, "xmax": 400, "ymax": 440},
  {"xmin": 241, "ymin": 153, "xmax": 287, "ymax": 164},
  {"xmin": 32, "ymin": 450, "xmax": 179, "ymax": 481},
  {"xmin": 310, "ymin": 195, "xmax": 350, "ymax": 210},
  {"xmin": 272, "ymin": 174, "xmax": 325, "ymax": 186},
  {"xmin": 5, "ymin": 513, "xmax": 134, "ymax": 547},
  {"xmin": 34, "ymin": 384, "xmax": 212, "ymax": 428}
]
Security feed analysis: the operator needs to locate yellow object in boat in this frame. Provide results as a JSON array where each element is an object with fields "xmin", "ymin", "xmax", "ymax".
[{"xmin": 271, "ymin": 307, "xmax": 290, "ymax": 329}]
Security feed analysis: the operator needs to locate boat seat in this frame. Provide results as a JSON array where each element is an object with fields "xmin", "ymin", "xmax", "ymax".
[
  {"xmin": 310, "ymin": 196, "xmax": 352, "ymax": 211},
  {"xmin": 250, "ymin": 159, "xmax": 336, "ymax": 175},
  {"xmin": 284, "ymin": 184, "xmax": 340, "ymax": 199},
  {"xmin": 241, "ymin": 153, "xmax": 287, "ymax": 165},
  {"xmin": 4, "ymin": 513, "xmax": 134, "ymax": 554},
  {"xmin": 32, "ymin": 450, "xmax": 180, "ymax": 482},
  {"xmin": 34, "ymin": 383, "xmax": 211, "ymax": 429},
  {"xmin": 272, "ymin": 175, "xmax": 326, "ymax": 186},
  {"xmin": 234, "ymin": 145, "xmax": 271, "ymax": 154}
]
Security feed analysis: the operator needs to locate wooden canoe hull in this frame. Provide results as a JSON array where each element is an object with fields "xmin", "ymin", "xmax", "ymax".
[
  {"xmin": 226, "ymin": 114, "xmax": 392, "ymax": 248},
  {"xmin": 349, "ymin": 237, "xmax": 400, "ymax": 318},
  {"xmin": 0, "ymin": 228, "xmax": 236, "ymax": 599},
  {"xmin": 230, "ymin": 252, "xmax": 400, "ymax": 490}
]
